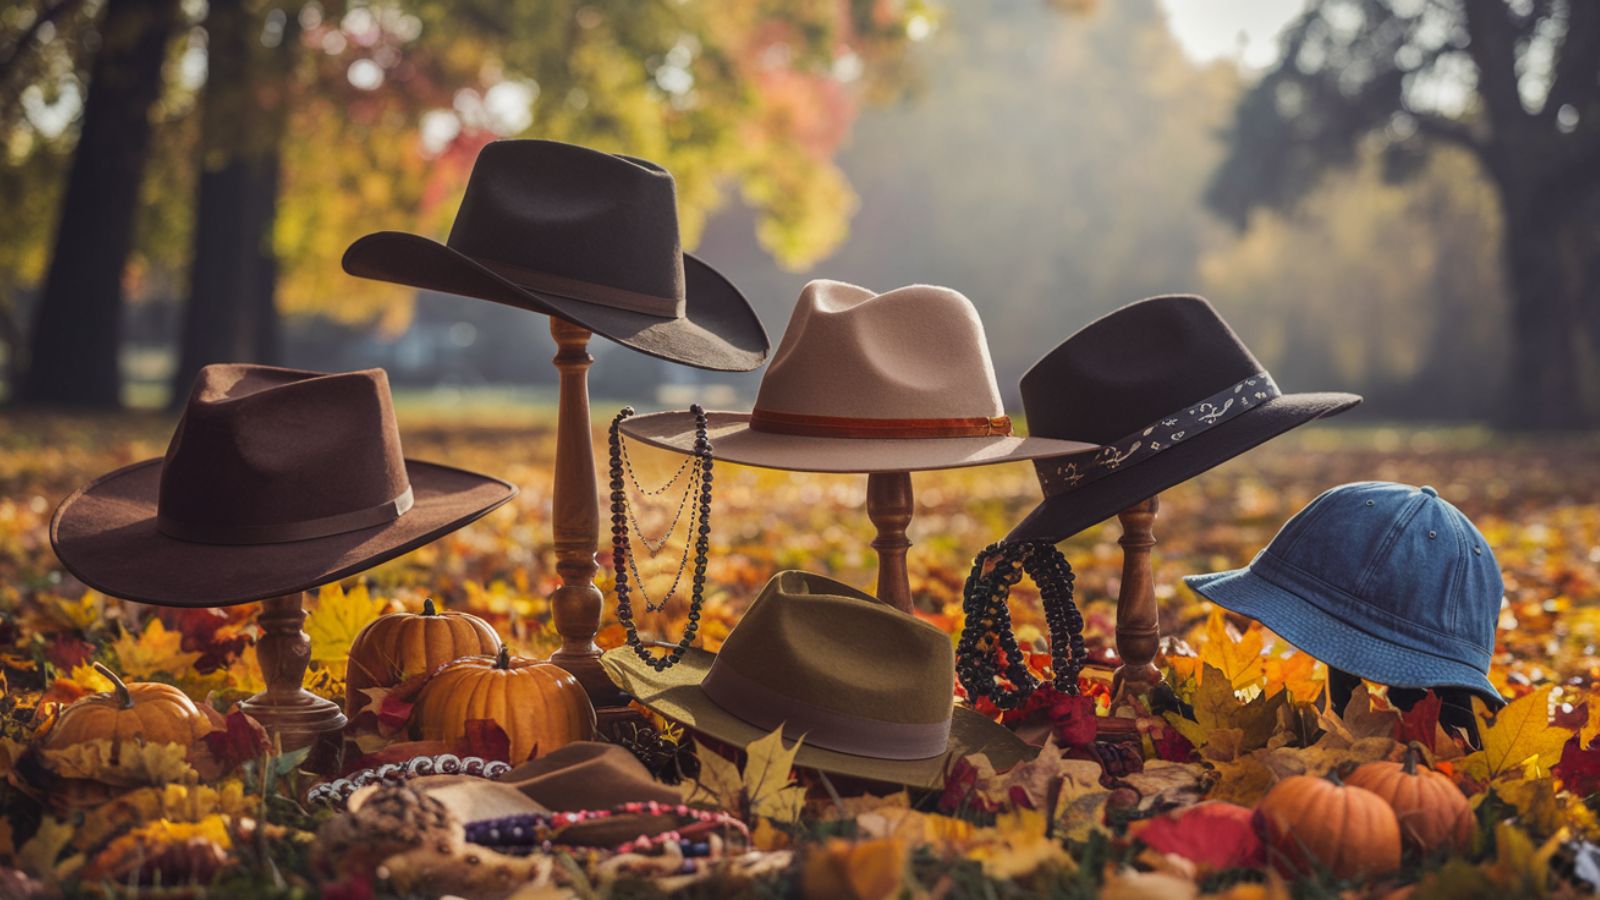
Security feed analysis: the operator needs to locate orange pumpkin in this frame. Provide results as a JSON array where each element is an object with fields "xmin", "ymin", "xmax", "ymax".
[
  {"xmin": 1254, "ymin": 770, "xmax": 1401, "ymax": 880},
  {"xmin": 43, "ymin": 663, "xmax": 217, "ymax": 759},
  {"xmin": 1346, "ymin": 743, "xmax": 1473, "ymax": 855},
  {"xmin": 346, "ymin": 598, "xmax": 502, "ymax": 717},
  {"xmin": 411, "ymin": 647, "xmax": 595, "ymax": 763}
]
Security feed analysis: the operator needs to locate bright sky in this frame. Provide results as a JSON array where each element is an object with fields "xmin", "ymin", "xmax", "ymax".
[{"xmin": 1158, "ymin": 0, "xmax": 1309, "ymax": 68}]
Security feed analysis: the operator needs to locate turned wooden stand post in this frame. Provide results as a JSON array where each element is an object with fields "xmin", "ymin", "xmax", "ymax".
[
  {"xmin": 1111, "ymin": 495, "xmax": 1162, "ymax": 700},
  {"xmin": 238, "ymin": 592, "xmax": 347, "ymax": 751},
  {"xmin": 545, "ymin": 319, "xmax": 630, "ymax": 718},
  {"xmin": 867, "ymin": 471, "xmax": 915, "ymax": 613}
]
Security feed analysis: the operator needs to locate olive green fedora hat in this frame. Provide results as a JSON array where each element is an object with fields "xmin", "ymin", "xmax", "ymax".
[{"xmin": 601, "ymin": 571, "xmax": 1033, "ymax": 789}]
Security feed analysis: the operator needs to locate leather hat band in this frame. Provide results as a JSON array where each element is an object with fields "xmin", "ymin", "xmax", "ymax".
[
  {"xmin": 157, "ymin": 486, "xmax": 415, "ymax": 546},
  {"xmin": 748, "ymin": 409, "xmax": 1013, "ymax": 440},
  {"xmin": 1037, "ymin": 372, "xmax": 1280, "ymax": 497},
  {"xmin": 701, "ymin": 660, "xmax": 951, "ymax": 760},
  {"xmin": 477, "ymin": 257, "xmax": 686, "ymax": 319}
]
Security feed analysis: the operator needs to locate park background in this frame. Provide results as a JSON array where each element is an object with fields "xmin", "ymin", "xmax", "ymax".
[{"xmin": 0, "ymin": 0, "xmax": 1598, "ymax": 894}]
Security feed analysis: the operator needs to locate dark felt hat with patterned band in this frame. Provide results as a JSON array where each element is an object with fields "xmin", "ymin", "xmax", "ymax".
[
  {"xmin": 601, "ymin": 570, "xmax": 1033, "ymax": 788},
  {"xmin": 342, "ymin": 140, "xmax": 768, "ymax": 372},
  {"xmin": 50, "ymin": 364, "xmax": 516, "ymax": 607},
  {"xmin": 1007, "ymin": 296, "xmax": 1361, "ymax": 543}
]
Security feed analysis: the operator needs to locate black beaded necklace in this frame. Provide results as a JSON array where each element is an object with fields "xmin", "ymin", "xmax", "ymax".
[
  {"xmin": 608, "ymin": 405, "xmax": 714, "ymax": 672},
  {"xmin": 955, "ymin": 540, "xmax": 1086, "ymax": 710}
]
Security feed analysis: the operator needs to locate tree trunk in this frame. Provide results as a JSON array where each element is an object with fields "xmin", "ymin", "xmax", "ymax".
[
  {"xmin": 168, "ymin": 0, "xmax": 295, "ymax": 404},
  {"xmin": 1500, "ymin": 202, "xmax": 1598, "ymax": 429},
  {"xmin": 18, "ymin": 0, "xmax": 180, "ymax": 408}
]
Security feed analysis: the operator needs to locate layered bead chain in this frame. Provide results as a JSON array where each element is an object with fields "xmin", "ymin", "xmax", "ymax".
[
  {"xmin": 956, "ymin": 540, "xmax": 1086, "ymax": 709},
  {"xmin": 463, "ymin": 801, "xmax": 749, "ymax": 856},
  {"xmin": 609, "ymin": 405, "xmax": 714, "ymax": 671}
]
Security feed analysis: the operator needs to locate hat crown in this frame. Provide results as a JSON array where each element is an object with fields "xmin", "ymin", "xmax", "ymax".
[
  {"xmin": 446, "ymin": 140, "xmax": 686, "ymax": 304},
  {"xmin": 708, "ymin": 570, "xmax": 955, "ymax": 732},
  {"xmin": 1257, "ymin": 482, "xmax": 1502, "ymax": 666},
  {"xmin": 753, "ymin": 280, "xmax": 1005, "ymax": 421},
  {"xmin": 158, "ymin": 365, "xmax": 411, "ymax": 543},
  {"xmin": 1021, "ymin": 295, "xmax": 1265, "ymax": 443}
]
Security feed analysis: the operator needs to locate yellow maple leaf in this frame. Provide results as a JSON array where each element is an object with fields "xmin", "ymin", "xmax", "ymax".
[
  {"xmin": 41, "ymin": 739, "xmax": 198, "ymax": 787},
  {"xmin": 1498, "ymin": 763, "xmax": 1597, "ymax": 838},
  {"xmin": 744, "ymin": 727, "xmax": 808, "ymax": 823},
  {"xmin": 306, "ymin": 582, "xmax": 385, "ymax": 679},
  {"xmin": 1263, "ymin": 651, "xmax": 1323, "ymax": 702},
  {"xmin": 108, "ymin": 619, "xmax": 201, "ymax": 680},
  {"xmin": 1165, "ymin": 664, "xmax": 1283, "ymax": 755},
  {"xmin": 45, "ymin": 590, "xmax": 105, "ymax": 632},
  {"xmin": 679, "ymin": 727, "xmax": 806, "ymax": 824},
  {"xmin": 1196, "ymin": 607, "xmax": 1265, "ymax": 692},
  {"xmin": 1460, "ymin": 686, "xmax": 1571, "ymax": 781},
  {"xmin": 968, "ymin": 808, "xmax": 1077, "ymax": 879}
]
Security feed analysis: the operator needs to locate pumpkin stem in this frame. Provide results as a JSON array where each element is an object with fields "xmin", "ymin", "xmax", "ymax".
[
  {"xmin": 423, "ymin": 597, "xmax": 437, "ymax": 616},
  {"xmin": 92, "ymin": 661, "xmax": 134, "ymax": 709},
  {"xmin": 496, "ymin": 645, "xmax": 511, "ymax": 670},
  {"xmin": 1402, "ymin": 741, "xmax": 1428, "ymax": 775}
]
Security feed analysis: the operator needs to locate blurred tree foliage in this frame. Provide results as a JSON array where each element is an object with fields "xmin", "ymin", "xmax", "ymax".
[
  {"xmin": 1207, "ymin": 0, "xmax": 1600, "ymax": 429},
  {"xmin": 1, "ymin": 0, "xmax": 922, "ymax": 406}
]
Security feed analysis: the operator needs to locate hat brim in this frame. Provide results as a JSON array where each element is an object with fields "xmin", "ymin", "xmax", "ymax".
[
  {"xmin": 1006, "ymin": 392, "xmax": 1361, "ymax": 542},
  {"xmin": 601, "ymin": 647, "xmax": 1034, "ymax": 790},
  {"xmin": 1185, "ymin": 567, "xmax": 1501, "ymax": 701},
  {"xmin": 618, "ymin": 411, "xmax": 1098, "ymax": 474},
  {"xmin": 50, "ymin": 458, "xmax": 516, "ymax": 607},
  {"xmin": 342, "ymin": 232, "xmax": 768, "ymax": 373}
]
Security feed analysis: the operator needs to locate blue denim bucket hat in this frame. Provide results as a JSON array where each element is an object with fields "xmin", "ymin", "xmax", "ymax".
[{"xmin": 1184, "ymin": 481, "xmax": 1504, "ymax": 701}]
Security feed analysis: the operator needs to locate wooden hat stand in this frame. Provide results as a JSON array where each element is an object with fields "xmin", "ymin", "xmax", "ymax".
[{"xmin": 540, "ymin": 319, "xmax": 1168, "ymax": 734}]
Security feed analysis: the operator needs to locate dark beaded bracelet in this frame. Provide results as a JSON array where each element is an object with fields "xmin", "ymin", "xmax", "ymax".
[{"xmin": 955, "ymin": 540, "xmax": 1086, "ymax": 709}]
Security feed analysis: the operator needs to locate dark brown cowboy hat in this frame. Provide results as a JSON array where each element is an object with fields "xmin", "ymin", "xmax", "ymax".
[
  {"xmin": 603, "ymin": 571, "xmax": 1034, "ymax": 789},
  {"xmin": 1008, "ymin": 295, "xmax": 1360, "ymax": 543},
  {"xmin": 50, "ymin": 365, "xmax": 516, "ymax": 607},
  {"xmin": 497, "ymin": 742, "xmax": 679, "ymax": 811},
  {"xmin": 342, "ymin": 140, "xmax": 768, "ymax": 372}
]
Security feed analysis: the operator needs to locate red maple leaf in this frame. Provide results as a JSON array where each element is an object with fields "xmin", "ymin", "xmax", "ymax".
[
  {"xmin": 1395, "ymin": 691, "xmax": 1443, "ymax": 751},
  {"xmin": 1150, "ymin": 723, "xmax": 1198, "ymax": 763},
  {"xmin": 459, "ymin": 719, "xmax": 512, "ymax": 762},
  {"xmin": 1555, "ymin": 737, "xmax": 1600, "ymax": 798},
  {"xmin": 1134, "ymin": 801, "xmax": 1262, "ymax": 871},
  {"xmin": 202, "ymin": 710, "xmax": 272, "ymax": 772}
]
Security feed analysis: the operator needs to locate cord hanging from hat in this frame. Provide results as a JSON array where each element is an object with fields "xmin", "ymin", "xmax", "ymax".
[
  {"xmin": 956, "ymin": 540, "xmax": 1086, "ymax": 709},
  {"xmin": 609, "ymin": 405, "xmax": 713, "ymax": 671}
]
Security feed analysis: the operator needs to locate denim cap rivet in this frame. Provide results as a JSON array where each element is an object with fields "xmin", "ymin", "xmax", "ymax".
[
  {"xmin": 1420, "ymin": 485, "xmax": 1438, "ymax": 498},
  {"xmin": 1180, "ymin": 480, "xmax": 1505, "ymax": 703}
]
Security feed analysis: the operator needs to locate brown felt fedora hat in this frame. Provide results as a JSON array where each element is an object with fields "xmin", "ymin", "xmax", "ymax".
[
  {"xmin": 342, "ymin": 140, "xmax": 768, "ymax": 372},
  {"xmin": 1008, "ymin": 295, "xmax": 1361, "ymax": 543},
  {"xmin": 618, "ymin": 280, "xmax": 1098, "ymax": 473},
  {"xmin": 602, "ymin": 571, "xmax": 1034, "ymax": 789},
  {"xmin": 51, "ymin": 365, "xmax": 516, "ymax": 607},
  {"xmin": 497, "ymin": 742, "xmax": 678, "ymax": 811}
]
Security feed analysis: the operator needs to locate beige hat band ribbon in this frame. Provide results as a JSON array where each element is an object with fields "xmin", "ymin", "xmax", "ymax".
[
  {"xmin": 748, "ymin": 409, "xmax": 1013, "ymax": 440},
  {"xmin": 701, "ymin": 658, "xmax": 951, "ymax": 760},
  {"xmin": 476, "ymin": 258, "xmax": 686, "ymax": 319},
  {"xmin": 157, "ymin": 486, "xmax": 414, "ymax": 546}
]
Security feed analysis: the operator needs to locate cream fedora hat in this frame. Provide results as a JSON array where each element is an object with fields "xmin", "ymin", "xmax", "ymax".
[{"xmin": 618, "ymin": 280, "xmax": 1098, "ymax": 472}]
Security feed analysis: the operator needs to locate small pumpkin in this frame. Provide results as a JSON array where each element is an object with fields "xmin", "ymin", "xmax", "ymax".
[
  {"xmin": 346, "ymin": 598, "xmax": 502, "ymax": 717},
  {"xmin": 411, "ymin": 647, "xmax": 595, "ymax": 763},
  {"xmin": 1345, "ymin": 742, "xmax": 1473, "ymax": 855},
  {"xmin": 43, "ymin": 663, "xmax": 217, "ymax": 758},
  {"xmin": 1254, "ymin": 770, "xmax": 1401, "ymax": 880}
]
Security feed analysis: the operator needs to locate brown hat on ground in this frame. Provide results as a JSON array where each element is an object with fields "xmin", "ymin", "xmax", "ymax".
[
  {"xmin": 603, "ymin": 571, "xmax": 1034, "ymax": 789},
  {"xmin": 497, "ymin": 741, "xmax": 679, "ymax": 811},
  {"xmin": 51, "ymin": 364, "xmax": 516, "ymax": 607}
]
